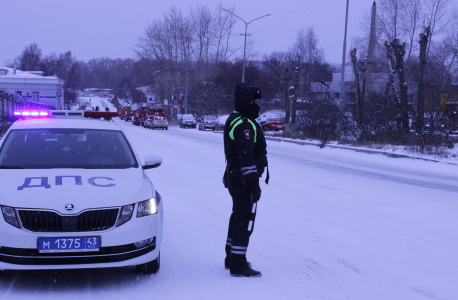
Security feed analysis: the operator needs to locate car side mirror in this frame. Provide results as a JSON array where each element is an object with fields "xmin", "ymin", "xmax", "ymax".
[{"xmin": 143, "ymin": 154, "xmax": 162, "ymax": 169}]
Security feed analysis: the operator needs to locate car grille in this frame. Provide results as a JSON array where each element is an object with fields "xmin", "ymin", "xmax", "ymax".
[{"xmin": 17, "ymin": 209, "xmax": 119, "ymax": 232}]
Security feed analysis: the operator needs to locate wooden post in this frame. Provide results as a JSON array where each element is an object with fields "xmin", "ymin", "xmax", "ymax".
[
  {"xmin": 284, "ymin": 66, "xmax": 290, "ymax": 124},
  {"xmin": 416, "ymin": 27, "xmax": 430, "ymax": 131}
]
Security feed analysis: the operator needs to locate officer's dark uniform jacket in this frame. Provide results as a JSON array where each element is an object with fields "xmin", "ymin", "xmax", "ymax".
[{"xmin": 223, "ymin": 87, "xmax": 267, "ymax": 182}]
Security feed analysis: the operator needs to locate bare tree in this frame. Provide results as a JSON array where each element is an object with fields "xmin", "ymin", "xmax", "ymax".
[
  {"xmin": 379, "ymin": 0, "xmax": 406, "ymax": 42},
  {"xmin": 190, "ymin": 5, "xmax": 214, "ymax": 81},
  {"xmin": 291, "ymin": 27, "xmax": 324, "ymax": 92},
  {"xmin": 18, "ymin": 43, "xmax": 42, "ymax": 71},
  {"xmin": 423, "ymin": 0, "xmax": 452, "ymax": 56},
  {"xmin": 401, "ymin": 0, "xmax": 423, "ymax": 61},
  {"xmin": 213, "ymin": 5, "xmax": 236, "ymax": 64}
]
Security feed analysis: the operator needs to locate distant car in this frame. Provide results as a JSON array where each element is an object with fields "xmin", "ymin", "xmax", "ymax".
[
  {"xmin": 214, "ymin": 115, "xmax": 229, "ymax": 131},
  {"xmin": 199, "ymin": 116, "xmax": 217, "ymax": 131},
  {"xmin": 124, "ymin": 114, "xmax": 133, "ymax": 122},
  {"xmin": 179, "ymin": 114, "xmax": 196, "ymax": 128},
  {"xmin": 144, "ymin": 116, "xmax": 155, "ymax": 128},
  {"xmin": 256, "ymin": 113, "xmax": 281, "ymax": 125},
  {"xmin": 147, "ymin": 116, "xmax": 168, "ymax": 130},
  {"xmin": 262, "ymin": 118, "xmax": 285, "ymax": 131}
]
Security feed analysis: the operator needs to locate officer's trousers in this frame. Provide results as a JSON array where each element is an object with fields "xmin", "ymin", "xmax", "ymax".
[{"xmin": 225, "ymin": 171, "xmax": 258, "ymax": 270}]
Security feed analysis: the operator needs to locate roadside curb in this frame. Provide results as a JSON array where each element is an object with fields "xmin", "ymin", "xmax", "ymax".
[{"xmin": 214, "ymin": 131, "xmax": 458, "ymax": 166}]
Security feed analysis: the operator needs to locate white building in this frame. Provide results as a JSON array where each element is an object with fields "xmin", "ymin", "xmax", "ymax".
[
  {"xmin": 310, "ymin": 65, "xmax": 388, "ymax": 102},
  {"xmin": 0, "ymin": 67, "xmax": 65, "ymax": 112}
]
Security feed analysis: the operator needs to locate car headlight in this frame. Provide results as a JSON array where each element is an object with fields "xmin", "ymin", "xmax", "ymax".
[
  {"xmin": 137, "ymin": 197, "xmax": 158, "ymax": 217},
  {"xmin": 1, "ymin": 206, "xmax": 20, "ymax": 228},
  {"xmin": 117, "ymin": 204, "xmax": 134, "ymax": 226}
]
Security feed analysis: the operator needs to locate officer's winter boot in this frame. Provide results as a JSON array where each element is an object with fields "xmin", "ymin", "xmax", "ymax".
[
  {"xmin": 230, "ymin": 266, "xmax": 262, "ymax": 278},
  {"xmin": 225, "ymin": 259, "xmax": 251, "ymax": 270}
]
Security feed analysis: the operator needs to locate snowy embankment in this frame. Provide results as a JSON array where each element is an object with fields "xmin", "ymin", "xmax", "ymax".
[{"xmin": 1, "ymin": 97, "xmax": 457, "ymax": 300}]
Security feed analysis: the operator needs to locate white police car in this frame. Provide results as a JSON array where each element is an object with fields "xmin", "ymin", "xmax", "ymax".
[{"xmin": 0, "ymin": 110, "xmax": 163, "ymax": 273}]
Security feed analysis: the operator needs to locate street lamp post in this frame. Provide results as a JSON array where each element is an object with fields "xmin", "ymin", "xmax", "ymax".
[{"xmin": 221, "ymin": 8, "xmax": 271, "ymax": 83}]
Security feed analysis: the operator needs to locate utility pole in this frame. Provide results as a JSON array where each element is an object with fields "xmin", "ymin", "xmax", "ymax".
[
  {"xmin": 284, "ymin": 66, "xmax": 290, "ymax": 124},
  {"xmin": 291, "ymin": 54, "xmax": 301, "ymax": 124},
  {"xmin": 340, "ymin": 0, "xmax": 350, "ymax": 102},
  {"xmin": 416, "ymin": 27, "xmax": 430, "ymax": 131},
  {"xmin": 185, "ymin": 59, "xmax": 188, "ymax": 114},
  {"xmin": 365, "ymin": 1, "xmax": 377, "ymax": 103},
  {"xmin": 221, "ymin": 7, "xmax": 271, "ymax": 83}
]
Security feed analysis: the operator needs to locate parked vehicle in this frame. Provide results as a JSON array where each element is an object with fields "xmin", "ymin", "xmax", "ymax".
[
  {"xmin": 262, "ymin": 118, "xmax": 285, "ymax": 131},
  {"xmin": 147, "ymin": 116, "xmax": 168, "ymax": 130},
  {"xmin": 214, "ymin": 115, "xmax": 230, "ymax": 131},
  {"xmin": 179, "ymin": 114, "xmax": 196, "ymax": 128},
  {"xmin": 133, "ymin": 107, "xmax": 166, "ymax": 126},
  {"xmin": 198, "ymin": 115, "xmax": 217, "ymax": 131},
  {"xmin": 0, "ymin": 110, "xmax": 164, "ymax": 273},
  {"xmin": 118, "ymin": 106, "xmax": 132, "ymax": 120},
  {"xmin": 124, "ymin": 113, "xmax": 133, "ymax": 122},
  {"xmin": 436, "ymin": 92, "xmax": 458, "ymax": 130}
]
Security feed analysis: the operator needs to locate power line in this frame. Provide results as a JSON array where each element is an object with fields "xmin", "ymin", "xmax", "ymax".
[
  {"xmin": 252, "ymin": 0, "xmax": 324, "ymax": 34},
  {"xmin": 257, "ymin": 0, "xmax": 310, "ymax": 29}
]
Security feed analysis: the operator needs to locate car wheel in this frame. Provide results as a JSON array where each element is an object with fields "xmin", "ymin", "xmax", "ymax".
[
  {"xmin": 166, "ymin": 127, "xmax": 168, "ymax": 130},
  {"xmin": 137, "ymin": 252, "xmax": 160, "ymax": 274}
]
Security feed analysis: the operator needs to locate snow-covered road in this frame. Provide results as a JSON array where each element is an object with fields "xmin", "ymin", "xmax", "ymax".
[{"xmin": 1, "ymin": 98, "xmax": 457, "ymax": 300}]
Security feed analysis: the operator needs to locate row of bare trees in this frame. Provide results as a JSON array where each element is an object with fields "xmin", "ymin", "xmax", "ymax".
[{"xmin": 134, "ymin": 5, "xmax": 239, "ymax": 81}]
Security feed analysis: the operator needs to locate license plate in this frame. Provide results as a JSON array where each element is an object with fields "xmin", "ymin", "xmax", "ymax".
[{"xmin": 38, "ymin": 237, "xmax": 101, "ymax": 253}]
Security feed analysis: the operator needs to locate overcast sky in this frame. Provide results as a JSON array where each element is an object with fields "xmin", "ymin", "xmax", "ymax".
[{"xmin": 0, "ymin": 0, "xmax": 373, "ymax": 66}]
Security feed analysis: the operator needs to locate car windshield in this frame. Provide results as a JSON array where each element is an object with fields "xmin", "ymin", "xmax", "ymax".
[
  {"xmin": 0, "ymin": 129, "xmax": 138, "ymax": 169},
  {"xmin": 204, "ymin": 117, "xmax": 216, "ymax": 121},
  {"xmin": 183, "ymin": 115, "xmax": 194, "ymax": 120}
]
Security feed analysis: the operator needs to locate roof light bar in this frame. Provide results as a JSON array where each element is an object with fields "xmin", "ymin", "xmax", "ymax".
[{"xmin": 14, "ymin": 110, "xmax": 49, "ymax": 118}]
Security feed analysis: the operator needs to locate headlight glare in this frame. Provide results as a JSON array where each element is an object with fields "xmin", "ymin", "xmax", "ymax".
[
  {"xmin": 117, "ymin": 204, "xmax": 134, "ymax": 226},
  {"xmin": 1, "ymin": 206, "xmax": 20, "ymax": 228},
  {"xmin": 137, "ymin": 198, "xmax": 158, "ymax": 217}
]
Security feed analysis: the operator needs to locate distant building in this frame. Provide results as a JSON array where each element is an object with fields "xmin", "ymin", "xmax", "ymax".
[
  {"xmin": 310, "ymin": 65, "xmax": 388, "ymax": 102},
  {"xmin": 0, "ymin": 67, "xmax": 65, "ymax": 110}
]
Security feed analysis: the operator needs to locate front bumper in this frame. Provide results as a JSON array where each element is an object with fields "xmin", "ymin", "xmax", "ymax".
[
  {"xmin": 0, "ymin": 203, "xmax": 163, "ymax": 270},
  {"xmin": 0, "ymin": 239, "xmax": 155, "ymax": 266},
  {"xmin": 152, "ymin": 124, "xmax": 168, "ymax": 128}
]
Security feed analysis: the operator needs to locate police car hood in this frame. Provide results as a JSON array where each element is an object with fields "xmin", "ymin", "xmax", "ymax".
[{"xmin": 0, "ymin": 168, "xmax": 153, "ymax": 214}]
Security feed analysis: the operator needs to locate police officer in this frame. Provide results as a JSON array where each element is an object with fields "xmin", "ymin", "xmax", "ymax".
[{"xmin": 223, "ymin": 83, "xmax": 268, "ymax": 277}]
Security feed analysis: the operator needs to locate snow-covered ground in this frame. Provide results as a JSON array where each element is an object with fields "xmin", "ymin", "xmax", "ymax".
[{"xmin": 1, "ymin": 97, "xmax": 457, "ymax": 300}]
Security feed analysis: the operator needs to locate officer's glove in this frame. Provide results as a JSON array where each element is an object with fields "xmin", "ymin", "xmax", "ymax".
[{"xmin": 246, "ymin": 180, "xmax": 261, "ymax": 202}]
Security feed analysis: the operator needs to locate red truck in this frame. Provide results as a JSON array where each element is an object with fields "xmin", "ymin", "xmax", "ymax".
[
  {"xmin": 133, "ymin": 106, "xmax": 166, "ymax": 126},
  {"xmin": 117, "ymin": 106, "xmax": 132, "ymax": 120}
]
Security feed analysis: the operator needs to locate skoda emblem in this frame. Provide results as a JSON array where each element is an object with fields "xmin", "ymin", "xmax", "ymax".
[{"xmin": 65, "ymin": 203, "xmax": 74, "ymax": 211}]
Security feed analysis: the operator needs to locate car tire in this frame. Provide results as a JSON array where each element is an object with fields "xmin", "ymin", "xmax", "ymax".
[
  {"xmin": 199, "ymin": 126, "xmax": 202, "ymax": 131},
  {"xmin": 137, "ymin": 252, "xmax": 160, "ymax": 274}
]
